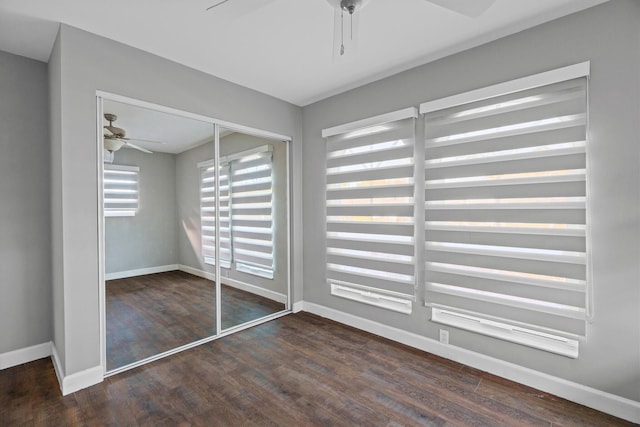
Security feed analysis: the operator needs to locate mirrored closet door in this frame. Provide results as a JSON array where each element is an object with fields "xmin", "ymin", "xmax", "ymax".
[
  {"xmin": 217, "ymin": 128, "xmax": 289, "ymax": 330},
  {"xmin": 100, "ymin": 96, "xmax": 291, "ymax": 374}
]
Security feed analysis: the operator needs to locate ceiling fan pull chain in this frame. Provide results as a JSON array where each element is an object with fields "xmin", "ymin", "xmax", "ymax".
[
  {"xmin": 340, "ymin": 9, "xmax": 345, "ymax": 55},
  {"xmin": 350, "ymin": 10, "xmax": 353, "ymax": 41}
]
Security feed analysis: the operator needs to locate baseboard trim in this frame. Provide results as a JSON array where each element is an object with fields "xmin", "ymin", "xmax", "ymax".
[
  {"xmin": 105, "ymin": 264, "xmax": 179, "ymax": 280},
  {"xmin": 300, "ymin": 301, "xmax": 640, "ymax": 424},
  {"xmin": 292, "ymin": 301, "xmax": 304, "ymax": 313},
  {"xmin": 51, "ymin": 344, "xmax": 64, "ymax": 392},
  {"xmin": 0, "ymin": 341, "xmax": 52, "ymax": 370},
  {"xmin": 51, "ymin": 343, "xmax": 103, "ymax": 396},
  {"xmin": 178, "ymin": 264, "xmax": 287, "ymax": 303},
  {"xmin": 179, "ymin": 263, "xmax": 216, "ymax": 281}
]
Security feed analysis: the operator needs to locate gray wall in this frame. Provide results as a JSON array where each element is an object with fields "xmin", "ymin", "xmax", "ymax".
[
  {"xmin": 49, "ymin": 24, "xmax": 302, "ymax": 376},
  {"xmin": 302, "ymin": 0, "xmax": 640, "ymax": 402},
  {"xmin": 105, "ymin": 149, "xmax": 177, "ymax": 275},
  {"xmin": 176, "ymin": 134, "xmax": 288, "ymax": 295},
  {"xmin": 0, "ymin": 50, "xmax": 51, "ymax": 354},
  {"xmin": 48, "ymin": 30, "xmax": 65, "ymax": 365},
  {"xmin": 176, "ymin": 141, "xmax": 211, "ymax": 272}
]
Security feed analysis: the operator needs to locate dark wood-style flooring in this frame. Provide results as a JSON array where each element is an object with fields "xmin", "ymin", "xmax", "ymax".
[
  {"xmin": 107, "ymin": 270, "xmax": 284, "ymax": 370},
  {"xmin": 2, "ymin": 313, "xmax": 634, "ymax": 426}
]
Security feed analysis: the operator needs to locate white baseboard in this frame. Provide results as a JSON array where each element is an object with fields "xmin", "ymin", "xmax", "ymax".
[
  {"xmin": 178, "ymin": 264, "xmax": 287, "ymax": 304},
  {"xmin": 51, "ymin": 344, "xmax": 64, "ymax": 391},
  {"xmin": 105, "ymin": 264, "xmax": 179, "ymax": 280},
  {"xmin": 179, "ymin": 263, "xmax": 216, "ymax": 281},
  {"xmin": 300, "ymin": 301, "xmax": 640, "ymax": 424},
  {"xmin": 51, "ymin": 343, "xmax": 103, "ymax": 396},
  {"xmin": 292, "ymin": 301, "xmax": 304, "ymax": 313},
  {"xmin": 223, "ymin": 277, "xmax": 287, "ymax": 304},
  {"xmin": 291, "ymin": 301, "xmax": 305, "ymax": 313},
  {"xmin": 0, "ymin": 341, "xmax": 52, "ymax": 370}
]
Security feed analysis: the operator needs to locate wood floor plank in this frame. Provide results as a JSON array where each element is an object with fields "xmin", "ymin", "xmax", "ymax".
[
  {"xmin": 106, "ymin": 270, "xmax": 284, "ymax": 370},
  {"xmin": 1, "ymin": 312, "xmax": 635, "ymax": 426}
]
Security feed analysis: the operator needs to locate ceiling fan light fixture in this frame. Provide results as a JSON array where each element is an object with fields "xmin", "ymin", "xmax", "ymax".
[
  {"xmin": 325, "ymin": 0, "xmax": 371, "ymax": 11},
  {"xmin": 103, "ymin": 137, "xmax": 126, "ymax": 153}
]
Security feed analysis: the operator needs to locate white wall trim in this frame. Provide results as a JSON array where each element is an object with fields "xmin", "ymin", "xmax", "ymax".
[
  {"xmin": 51, "ymin": 344, "xmax": 64, "ymax": 391},
  {"xmin": 178, "ymin": 264, "xmax": 287, "ymax": 303},
  {"xmin": 178, "ymin": 263, "xmax": 216, "ymax": 280},
  {"xmin": 51, "ymin": 343, "xmax": 102, "ymax": 396},
  {"xmin": 223, "ymin": 277, "xmax": 287, "ymax": 304},
  {"xmin": 0, "ymin": 342, "xmax": 52, "ymax": 370},
  {"xmin": 300, "ymin": 301, "xmax": 640, "ymax": 424},
  {"xmin": 60, "ymin": 365, "xmax": 103, "ymax": 396},
  {"xmin": 105, "ymin": 264, "xmax": 179, "ymax": 280},
  {"xmin": 292, "ymin": 301, "xmax": 304, "ymax": 313}
]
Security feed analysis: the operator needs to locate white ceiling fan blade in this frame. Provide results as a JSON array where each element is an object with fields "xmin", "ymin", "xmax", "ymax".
[
  {"xmin": 125, "ymin": 143, "xmax": 153, "ymax": 154},
  {"xmin": 103, "ymin": 126, "xmax": 114, "ymax": 135},
  {"xmin": 124, "ymin": 137, "xmax": 166, "ymax": 145},
  {"xmin": 425, "ymin": 0, "xmax": 496, "ymax": 17},
  {"xmin": 206, "ymin": 0, "xmax": 231, "ymax": 11},
  {"xmin": 206, "ymin": 0, "xmax": 278, "ymax": 21}
]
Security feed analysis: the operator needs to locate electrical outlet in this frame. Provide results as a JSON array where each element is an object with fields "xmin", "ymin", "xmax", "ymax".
[{"xmin": 439, "ymin": 329, "xmax": 449, "ymax": 344}]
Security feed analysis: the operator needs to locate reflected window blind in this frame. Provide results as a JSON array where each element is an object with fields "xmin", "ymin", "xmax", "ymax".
[
  {"xmin": 230, "ymin": 146, "xmax": 275, "ymax": 279},
  {"xmin": 422, "ymin": 76, "xmax": 589, "ymax": 338},
  {"xmin": 200, "ymin": 163, "xmax": 232, "ymax": 268},
  {"xmin": 104, "ymin": 164, "xmax": 139, "ymax": 217},
  {"xmin": 325, "ymin": 112, "xmax": 417, "ymax": 302}
]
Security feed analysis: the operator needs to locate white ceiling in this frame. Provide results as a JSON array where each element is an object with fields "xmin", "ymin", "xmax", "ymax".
[
  {"xmin": 103, "ymin": 99, "xmax": 215, "ymax": 154},
  {"xmin": 0, "ymin": 0, "xmax": 607, "ymax": 106}
]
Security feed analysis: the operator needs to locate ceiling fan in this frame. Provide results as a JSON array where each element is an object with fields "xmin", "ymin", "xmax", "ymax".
[
  {"xmin": 103, "ymin": 113, "xmax": 163, "ymax": 154},
  {"xmin": 206, "ymin": 0, "xmax": 497, "ymax": 58}
]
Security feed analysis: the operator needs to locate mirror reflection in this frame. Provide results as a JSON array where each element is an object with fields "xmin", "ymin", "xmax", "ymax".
[
  {"xmin": 103, "ymin": 99, "xmax": 289, "ymax": 372},
  {"xmin": 216, "ymin": 129, "xmax": 288, "ymax": 330},
  {"xmin": 103, "ymin": 99, "xmax": 217, "ymax": 371}
]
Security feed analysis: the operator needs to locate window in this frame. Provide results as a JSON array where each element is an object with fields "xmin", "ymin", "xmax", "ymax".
[
  {"xmin": 420, "ymin": 62, "xmax": 590, "ymax": 357},
  {"xmin": 104, "ymin": 164, "xmax": 139, "ymax": 217},
  {"xmin": 199, "ymin": 145, "xmax": 275, "ymax": 278},
  {"xmin": 200, "ymin": 161, "xmax": 232, "ymax": 268},
  {"xmin": 230, "ymin": 147, "xmax": 275, "ymax": 279},
  {"xmin": 321, "ymin": 63, "xmax": 590, "ymax": 357},
  {"xmin": 323, "ymin": 108, "xmax": 417, "ymax": 314}
]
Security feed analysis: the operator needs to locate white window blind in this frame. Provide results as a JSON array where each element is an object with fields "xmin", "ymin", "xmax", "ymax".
[
  {"xmin": 231, "ymin": 146, "xmax": 275, "ymax": 279},
  {"xmin": 422, "ymin": 71, "xmax": 589, "ymax": 346},
  {"xmin": 200, "ymin": 162, "xmax": 232, "ymax": 268},
  {"xmin": 199, "ymin": 145, "xmax": 274, "ymax": 278},
  {"xmin": 104, "ymin": 164, "xmax": 139, "ymax": 217},
  {"xmin": 324, "ymin": 109, "xmax": 417, "ymax": 312}
]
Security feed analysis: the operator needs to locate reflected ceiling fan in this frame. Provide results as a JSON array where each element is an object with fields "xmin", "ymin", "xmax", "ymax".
[
  {"xmin": 103, "ymin": 113, "xmax": 163, "ymax": 154},
  {"xmin": 206, "ymin": 0, "xmax": 497, "ymax": 58}
]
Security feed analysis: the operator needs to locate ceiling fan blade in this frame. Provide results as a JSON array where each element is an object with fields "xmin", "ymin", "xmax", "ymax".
[
  {"xmin": 206, "ymin": 0, "xmax": 277, "ymax": 21},
  {"xmin": 425, "ymin": 0, "xmax": 496, "ymax": 17},
  {"xmin": 125, "ymin": 143, "xmax": 153, "ymax": 154},
  {"xmin": 206, "ymin": 0, "xmax": 231, "ymax": 11},
  {"xmin": 124, "ymin": 137, "xmax": 166, "ymax": 145}
]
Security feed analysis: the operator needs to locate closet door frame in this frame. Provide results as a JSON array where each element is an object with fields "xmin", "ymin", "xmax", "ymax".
[{"xmin": 96, "ymin": 91, "xmax": 293, "ymax": 377}]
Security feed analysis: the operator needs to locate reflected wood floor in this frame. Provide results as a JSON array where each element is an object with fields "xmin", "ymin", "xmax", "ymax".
[
  {"xmin": 107, "ymin": 270, "xmax": 284, "ymax": 370},
  {"xmin": 1, "ymin": 313, "xmax": 634, "ymax": 426}
]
